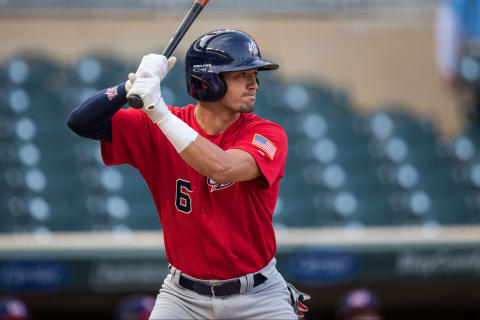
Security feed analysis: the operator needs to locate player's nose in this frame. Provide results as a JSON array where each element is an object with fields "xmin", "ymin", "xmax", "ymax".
[{"xmin": 247, "ymin": 75, "xmax": 259, "ymax": 91}]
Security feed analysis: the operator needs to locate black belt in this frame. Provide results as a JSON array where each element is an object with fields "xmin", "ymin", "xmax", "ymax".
[{"xmin": 178, "ymin": 273, "xmax": 267, "ymax": 297}]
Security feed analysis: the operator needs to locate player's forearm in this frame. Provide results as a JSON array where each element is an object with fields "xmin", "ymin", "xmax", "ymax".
[
  {"xmin": 67, "ymin": 83, "xmax": 127, "ymax": 142},
  {"xmin": 179, "ymin": 136, "xmax": 232, "ymax": 183},
  {"xmin": 180, "ymin": 136, "xmax": 260, "ymax": 184},
  {"xmin": 151, "ymin": 110, "xmax": 257, "ymax": 183}
]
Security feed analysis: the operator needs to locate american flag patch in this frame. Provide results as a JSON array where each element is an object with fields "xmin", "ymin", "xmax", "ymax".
[
  {"xmin": 252, "ymin": 134, "xmax": 277, "ymax": 160},
  {"xmin": 105, "ymin": 86, "xmax": 118, "ymax": 101}
]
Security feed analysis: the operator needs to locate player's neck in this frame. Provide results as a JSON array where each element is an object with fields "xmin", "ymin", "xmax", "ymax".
[{"xmin": 195, "ymin": 103, "xmax": 240, "ymax": 135}]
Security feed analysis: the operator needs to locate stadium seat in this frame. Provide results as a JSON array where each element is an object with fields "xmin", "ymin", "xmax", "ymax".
[
  {"xmin": 70, "ymin": 138, "xmax": 160, "ymax": 231},
  {"xmin": 4, "ymin": 53, "xmax": 65, "ymax": 92},
  {"xmin": 0, "ymin": 194, "xmax": 15, "ymax": 233},
  {"xmin": 114, "ymin": 165, "xmax": 160, "ymax": 230},
  {"xmin": 3, "ymin": 51, "xmax": 478, "ymax": 233},
  {"xmin": 274, "ymin": 173, "xmax": 317, "ymax": 227},
  {"xmin": 71, "ymin": 54, "xmax": 129, "ymax": 88}
]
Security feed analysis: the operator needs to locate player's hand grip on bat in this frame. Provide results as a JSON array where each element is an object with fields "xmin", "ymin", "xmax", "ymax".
[
  {"xmin": 127, "ymin": 54, "xmax": 177, "ymax": 108},
  {"xmin": 127, "ymin": 76, "xmax": 167, "ymax": 122},
  {"xmin": 126, "ymin": 54, "xmax": 198, "ymax": 153},
  {"xmin": 286, "ymin": 282, "xmax": 310, "ymax": 318},
  {"xmin": 125, "ymin": 72, "xmax": 137, "ymax": 93},
  {"xmin": 135, "ymin": 54, "xmax": 177, "ymax": 80},
  {"xmin": 126, "ymin": 54, "xmax": 177, "ymax": 122}
]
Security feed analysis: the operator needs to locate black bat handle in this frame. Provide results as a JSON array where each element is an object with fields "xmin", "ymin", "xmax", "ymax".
[
  {"xmin": 126, "ymin": 95, "xmax": 144, "ymax": 109},
  {"xmin": 127, "ymin": 2, "xmax": 204, "ymax": 109}
]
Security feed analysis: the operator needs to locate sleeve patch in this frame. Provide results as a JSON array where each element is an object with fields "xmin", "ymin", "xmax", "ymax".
[
  {"xmin": 252, "ymin": 133, "xmax": 277, "ymax": 160},
  {"xmin": 105, "ymin": 86, "xmax": 118, "ymax": 101}
]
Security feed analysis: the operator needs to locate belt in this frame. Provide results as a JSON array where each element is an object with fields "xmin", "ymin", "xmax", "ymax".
[{"xmin": 178, "ymin": 273, "xmax": 267, "ymax": 297}]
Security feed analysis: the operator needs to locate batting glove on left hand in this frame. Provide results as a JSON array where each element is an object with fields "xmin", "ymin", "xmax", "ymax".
[{"xmin": 286, "ymin": 282, "xmax": 310, "ymax": 318}]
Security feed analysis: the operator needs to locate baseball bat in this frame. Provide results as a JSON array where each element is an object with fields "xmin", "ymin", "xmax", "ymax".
[{"xmin": 127, "ymin": 0, "xmax": 209, "ymax": 109}]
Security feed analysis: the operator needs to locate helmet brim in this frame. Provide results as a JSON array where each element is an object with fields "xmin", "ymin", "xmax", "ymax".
[{"xmin": 213, "ymin": 58, "xmax": 279, "ymax": 73}]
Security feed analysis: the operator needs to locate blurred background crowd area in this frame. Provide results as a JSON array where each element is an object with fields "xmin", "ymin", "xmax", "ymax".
[{"xmin": 1, "ymin": 0, "xmax": 480, "ymax": 319}]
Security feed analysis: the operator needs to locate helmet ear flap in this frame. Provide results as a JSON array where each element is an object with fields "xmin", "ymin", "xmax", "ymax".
[
  {"xmin": 191, "ymin": 74, "xmax": 209, "ymax": 91},
  {"xmin": 203, "ymin": 73, "xmax": 227, "ymax": 102},
  {"xmin": 186, "ymin": 73, "xmax": 227, "ymax": 102}
]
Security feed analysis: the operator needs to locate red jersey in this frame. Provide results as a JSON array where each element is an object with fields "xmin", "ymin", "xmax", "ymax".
[{"xmin": 100, "ymin": 104, "xmax": 288, "ymax": 280}]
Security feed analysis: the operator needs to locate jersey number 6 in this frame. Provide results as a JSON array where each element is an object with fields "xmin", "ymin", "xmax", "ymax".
[{"xmin": 176, "ymin": 179, "xmax": 193, "ymax": 214}]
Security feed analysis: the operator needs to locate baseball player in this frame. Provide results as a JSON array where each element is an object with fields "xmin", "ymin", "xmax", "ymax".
[{"xmin": 68, "ymin": 29, "xmax": 309, "ymax": 319}]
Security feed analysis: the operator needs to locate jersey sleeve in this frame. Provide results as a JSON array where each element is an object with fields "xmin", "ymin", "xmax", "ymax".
[
  {"xmin": 229, "ymin": 121, "xmax": 288, "ymax": 188},
  {"xmin": 100, "ymin": 107, "xmax": 162, "ymax": 169}
]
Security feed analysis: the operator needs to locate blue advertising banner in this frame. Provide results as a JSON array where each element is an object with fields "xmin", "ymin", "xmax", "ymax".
[
  {"xmin": 0, "ymin": 260, "xmax": 70, "ymax": 292},
  {"xmin": 284, "ymin": 249, "xmax": 359, "ymax": 285}
]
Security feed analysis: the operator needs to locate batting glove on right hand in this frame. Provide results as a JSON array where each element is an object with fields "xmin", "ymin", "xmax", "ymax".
[
  {"xmin": 127, "ymin": 76, "xmax": 169, "ymax": 123},
  {"xmin": 286, "ymin": 282, "xmax": 310, "ymax": 318}
]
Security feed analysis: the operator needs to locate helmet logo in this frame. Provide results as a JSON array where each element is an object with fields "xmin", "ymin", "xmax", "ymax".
[
  {"xmin": 193, "ymin": 64, "xmax": 212, "ymax": 72},
  {"xmin": 246, "ymin": 40, "xmax": 259, "ymax": 56}
]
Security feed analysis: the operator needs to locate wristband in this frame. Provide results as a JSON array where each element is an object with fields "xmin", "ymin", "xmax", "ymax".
[{"xmin": 156, "ymin": 112, "xmax": 199, "ymax": 153}]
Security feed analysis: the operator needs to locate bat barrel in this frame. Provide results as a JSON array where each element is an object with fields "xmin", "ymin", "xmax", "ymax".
[
  {"xmin": 163, "ymin": 2, "xmax": 204, "ymax": 58},
  {"xmin": 127, "ymin": 1, "xmax": 206, "ymax": 109}
]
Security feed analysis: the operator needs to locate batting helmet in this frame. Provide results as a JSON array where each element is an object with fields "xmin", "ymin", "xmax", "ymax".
[{"xmin": 185, "ymin": 29, "xmax": 279, "ymax": 102}]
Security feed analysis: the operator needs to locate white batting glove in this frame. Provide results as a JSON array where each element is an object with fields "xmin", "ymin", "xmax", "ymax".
[
  {"xmin": 125, "ymin": 73, "xmax": 137, "ymax": 93},
  {"xmin": 135, "ymin": 54, "xmax": 176, "ymax": 80},
  {"xmin": 127, "ymin": 76, "xmax": 169, "ymax": 123},
  {"xmin": 286, "ymin": 282, "xmax": 310, "ymax": 318},
  {"xmin": 128, "ymin": 54, "xmax": 198, "ymax": 153},
  {"xmin": 125, "ymin": 53, "xmax": 175, "ymax": 92},
  {"xmin": 127, "ymin": 75, "xmax": 198, "ymax": 153}
]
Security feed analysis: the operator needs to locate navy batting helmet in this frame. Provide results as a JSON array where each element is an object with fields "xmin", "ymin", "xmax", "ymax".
[{"xmin": 185, "ymin": 29, "xmax": 279, "ymax": 102}]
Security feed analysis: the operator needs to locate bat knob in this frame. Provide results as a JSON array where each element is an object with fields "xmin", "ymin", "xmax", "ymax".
[{"xmin": 127, "ymin": 94, "xmax": 144, "ymax": 109}]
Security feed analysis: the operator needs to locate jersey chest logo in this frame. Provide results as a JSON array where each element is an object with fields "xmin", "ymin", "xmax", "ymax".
[{"xmin": 207, "ymin": 178, "xmax": 235, "ymax": 192}]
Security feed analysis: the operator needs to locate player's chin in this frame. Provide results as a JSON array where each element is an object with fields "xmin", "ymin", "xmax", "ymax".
[
  {"xmin": 238, "ymin": 103, "xmax": 255, "ymax": 113},
  {"xmin": 237, "ymin": 96, "xmax": 256, "ymax": 113}
]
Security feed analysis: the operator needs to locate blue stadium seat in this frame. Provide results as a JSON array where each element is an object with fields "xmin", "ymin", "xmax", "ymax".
[
  {"xmin": 3, "ymin": 51, "xmax": 477, "ymax": 232},
  {"xmin": 114, "ymin": 165, "xmax": 160, "ymax": 230},
  {"xmin": 4, "ymin": 53, "xmax": 65, "ymax": 91},
  {"xmin": 71, "ymin": 54, "xmax": 129, "ymax": 88},
  {"xmin": 0, "ymin": 194, "xmax": 15, "ymax": 233},
  {"xmin": 274, "ymin": 173, "xmax": 317, "ymax": 227}
]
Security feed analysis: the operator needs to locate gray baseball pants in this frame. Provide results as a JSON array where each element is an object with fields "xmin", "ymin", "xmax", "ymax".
[{"xmin": 149, "ymin": 258, "xmax": 297, "ymax": 320}]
